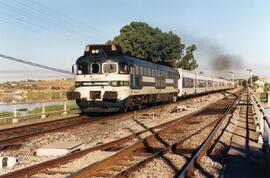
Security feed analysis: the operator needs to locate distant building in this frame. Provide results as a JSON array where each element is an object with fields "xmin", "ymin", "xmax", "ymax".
[
  {"xmin": 254, "ymin": 79, "xmax": 265, "ymax": 93},
  {"xmin": 255, "ymin": 80, "xmax": 265, "ymax": 88},
  {"xmin": 14, "ymin": 90, "xmax": 28, "ymax": 95}
]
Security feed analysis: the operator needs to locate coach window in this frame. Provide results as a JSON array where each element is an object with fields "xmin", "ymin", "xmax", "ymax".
[
  {"xmin": 140, "ymin": 66, "xmax": 144, "ymax": 75},
  {"xmin": 135, "ymin": 65, "xmax": 139, "ymax": 75},
  {"xmin": 91, "ymin": 63, "xmax": 100, "ymax": 74},
  {"xmin": 103, "ymin": 63, "xmax": 117, "ymax": 73},
  {"xmin": 119, "ymin": 63, "xmax": 129, "ymax": 74},
  {"xmin": 143, "ymin": 67, "xmax": 147, "ymax": 76},
  {"xmin": 148, "ymin": 68, "xmax": 151, "ymax": 76},
  {"xmin": 129, "ymin": 65, "xmax": 134, "ymax": 74}
]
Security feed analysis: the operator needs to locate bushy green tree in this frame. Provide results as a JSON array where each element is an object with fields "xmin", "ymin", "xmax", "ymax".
[
  {"xmin": 242, "ymin": 80, "xmax": 248, "ymax": 87},
  {"xmin": 177, "ymin": 44, "xmax": 198, "ymax": 70},
  {"xmin": 107, "ymin": 21, "xmax": 198, "ymax": 70}
]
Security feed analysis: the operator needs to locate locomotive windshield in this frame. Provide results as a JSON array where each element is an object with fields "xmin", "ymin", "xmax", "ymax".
[
  {"xmin": 91, "ymin": 63, "xmax": 100, "ymax": 73},
  {"xmin": 119, "ymin": 63, "xmax": 129, "ymax": 74},
  {"xmin": 103, "ymin": 63, "xmax": 117, "ymax": 73},
  {"xmin": 76, "ymin": 61, "xmax": 130, "ymax": 75},
  {"xmin": 77, "ymin": 62, "xmax": 89, "ymax": 74}
]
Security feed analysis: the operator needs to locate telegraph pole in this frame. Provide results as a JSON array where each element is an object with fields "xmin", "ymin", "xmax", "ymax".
[
  {"xmin": 246, "ymin": 68, "xmax": 253, "ymax": 87},
  {"xmin": 229, "ymin": 71, "xmax": 234, "ymax": 83}
]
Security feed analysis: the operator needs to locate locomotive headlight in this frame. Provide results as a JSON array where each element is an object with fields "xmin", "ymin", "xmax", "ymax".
[
  {"xmin": 111, "ymin": 81, "xmax": 118, "ymax": 86},
  {"xmin": 111, "ymin": 81, "xmax": 129, "ymax": 86},
  {"xmin": 75, "ymin": 82, "xmax": 81, "ymax": 87}
]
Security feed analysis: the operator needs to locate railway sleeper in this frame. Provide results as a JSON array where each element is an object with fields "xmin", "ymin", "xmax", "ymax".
[{"xmin": 90, "ymin": 172, "xmax": 114, "ymax": 177}]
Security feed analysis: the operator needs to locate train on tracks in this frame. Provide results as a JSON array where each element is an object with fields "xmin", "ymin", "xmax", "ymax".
[{"xmin": 67, "ymin": 44, "xmax": 234, "ymax": 112}]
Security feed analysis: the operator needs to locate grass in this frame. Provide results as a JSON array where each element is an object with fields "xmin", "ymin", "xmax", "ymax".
[{"xmin": 0, "ymin": 112, "xmax": 13, "ymax": 118}]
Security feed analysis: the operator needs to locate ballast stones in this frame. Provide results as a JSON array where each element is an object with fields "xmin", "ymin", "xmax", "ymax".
[{"xmin": 36, "ymin": 141, "xmax": 85, "ymax": 156}]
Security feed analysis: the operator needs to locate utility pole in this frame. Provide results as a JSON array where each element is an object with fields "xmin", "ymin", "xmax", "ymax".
[
  {"xmin": 246, "ymin": 68, "xmax": 253, "ymax": 87},
  {"xmin": 229, "ymin": 71, "xmax": 234, "ymax": 83}
]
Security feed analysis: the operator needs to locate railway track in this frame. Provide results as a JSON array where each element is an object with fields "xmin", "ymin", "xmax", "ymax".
[
  {"xmin": 67, "ymin": 90, "xmax": 242, "ymax": 178},
  {"xmin": 0, "ymin": 113, "xmax": 192, "ymax": 178},
  {"xmin": 0, "ymin": 90, "xmax": 226, "ymax": 147},
  {"xmin": 0, "ymin": 115, "xmax": 102, "ymax": 147},
  {"xmin": 0, "ymin": 89, "xmax": 243, "ymax": 178},
  {"xmin": 0, "ymin": 102, "xmax": 171, "ymax": 147}
]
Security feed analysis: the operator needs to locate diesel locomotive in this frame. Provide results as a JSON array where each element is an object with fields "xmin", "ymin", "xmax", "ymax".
[{"xmin": 67, "ymin": 44, "xmax": 233, "ymax": 112}]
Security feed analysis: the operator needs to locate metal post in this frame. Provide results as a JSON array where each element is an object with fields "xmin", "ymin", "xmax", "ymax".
[
  {"xmin": 247, "ymin": 68, "xmax": 253, "ymax": 87},
  {"xmin": 12, "ymin": 102, "xmax": 18, "ymax": 123},
  {"xmin": 258, "ymin": 111, "xmax": 264, "ymax": 143},
  {"xmin": 256, "ymin": 108, "xmax": 260, "ymax": 132},
  {"xmin": 268, "ymin": 92, "xmax": 270, "ymax": 108},
  {"xmin": 63, "ymin": 100, "xmax": 67, "ymax": 115},
  {"xmin": 265, "ymin": 118, "xmax": 270, "ymax": 145},
  {"xmin": 152, "ymin": 112, "xmax": 155, "ymax": 120},
  {"xmin": 229, "ymin": 71, "xmax": 234, "ymax": 83},
  {"xmin": 41, "ymin": 101, "xmax": 46, "ymax": 119}
]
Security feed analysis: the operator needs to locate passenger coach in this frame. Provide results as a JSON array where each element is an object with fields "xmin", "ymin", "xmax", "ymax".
[
  {"xmin": 177, "ymin": 69, "xmax": 234, "ymax": 97},
  {"xmin": 68, "ymin": 44, "xmax": 178, "ymax": 112}
]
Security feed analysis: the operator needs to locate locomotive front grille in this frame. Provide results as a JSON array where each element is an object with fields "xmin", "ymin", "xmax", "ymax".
[{"xmin": 90, "ymin": 91, "xmax": 101, "ymax": 99}]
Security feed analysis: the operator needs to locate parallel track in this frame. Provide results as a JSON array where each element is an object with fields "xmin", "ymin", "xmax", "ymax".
[
  {"xmin": 0, "ymin": 90, "xmax": 226, "ymax": 147},
  {"xmin": 0, "ymin": 90, "xmax": 241, "ymax": 178},
  {"xmin": 67, "ymin": 89, "xmax": 243, "ymax": 178},
  {"xmin": 0, "ymin": 104, "xmax": 208, "ymax": 178}
]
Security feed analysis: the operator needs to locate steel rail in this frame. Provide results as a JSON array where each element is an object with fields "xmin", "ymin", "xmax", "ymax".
[
  {"xmin": 0, "ymin": 103, "xmax": 214, "ymax": 178},
  {"xmin": 0, "ymin": 115, "xmax": 93, "ymax": 146},
  {"xmin": 0, "ymin": 90, "xmax": 227, "ymax": 146},
  {"xmin": 0, "ymin": 89, "xmax": 240, "ymax": 178},
  {"xmin": 0, "ymin": 90, "xmax": 237, "ymax": 178},
  {"xmin": 113, "ymin": 89, "xmax": 243, "ymax": 178},
  {"xmin": 177, "ymin": 89, "xmax": 243, "ymax": 178},
  {"xmin": 68, "ymin": 90, "xmax": 243, "ymax": 178}
]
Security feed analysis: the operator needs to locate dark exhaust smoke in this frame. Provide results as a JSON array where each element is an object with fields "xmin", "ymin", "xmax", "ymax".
[
  {"xmin": 193, "ymin": 37, "xmax": 244, "ymax": 75},
  {"xmin": 211, "ymin": 54, "xmax": 243, "ymax": 72}
]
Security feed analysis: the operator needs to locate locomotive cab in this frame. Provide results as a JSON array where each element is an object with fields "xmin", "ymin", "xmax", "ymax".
[{"xmin": 67, "ymin": 45, "xmax": 133, "ymax": 112}]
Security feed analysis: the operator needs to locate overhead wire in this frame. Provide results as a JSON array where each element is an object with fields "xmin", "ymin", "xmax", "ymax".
[
  {"xmin": 0, "ymin": 53, "xmax": 73, "ymax": 75},
  {"xmin": 0, "ymin": 1, "xmax": 99, "ymax": 41},
  {"xmin": 0, "ymin": 1, "xmax": 113, "ymax": 75},
  {"xmin": 24, "ymin": 0, "xmax": 112, "ymax": 39}
]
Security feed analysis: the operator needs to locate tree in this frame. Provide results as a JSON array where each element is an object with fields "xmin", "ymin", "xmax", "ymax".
[
  {"xmin": 107, "ymin": 21, "xmax": 197, "ymax": 70},
  {"xmin": 242, "ymin": 80, "xmax": 248, "ymax": 87},
  {"xmin": 177, "ymin": 44, "xmax": 198, "ymax": 70}
]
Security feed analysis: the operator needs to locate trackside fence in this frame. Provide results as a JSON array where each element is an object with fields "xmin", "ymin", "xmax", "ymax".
[
  {"xmin": 0, "ymin": 100, "xmax": 79, "ymax": 124},
  {"xmin": 249, "ymin": 88, "xmax": 270, "ymax": 172}
]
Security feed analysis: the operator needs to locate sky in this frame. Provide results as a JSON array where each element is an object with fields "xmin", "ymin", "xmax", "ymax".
[{"xmin": 0, "ymin": 0, "xmax": 270, "ymax": 81}]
